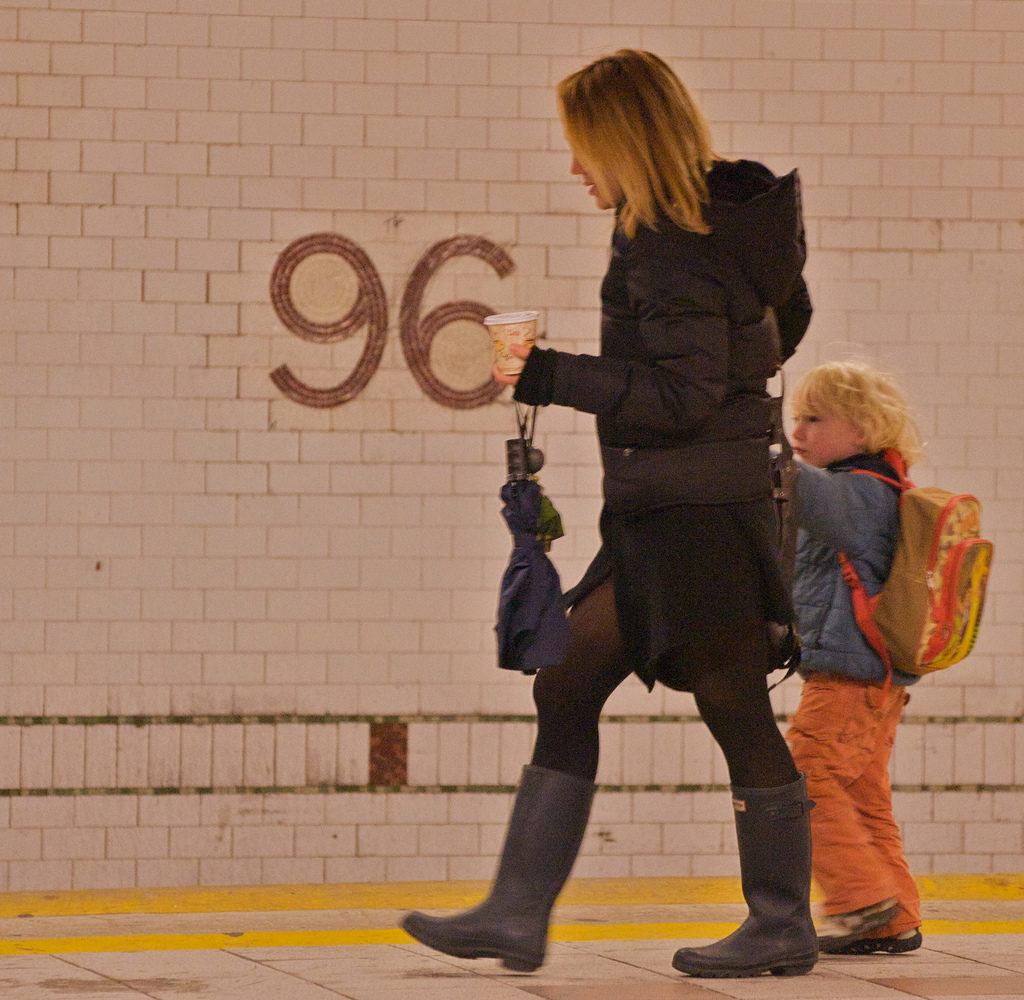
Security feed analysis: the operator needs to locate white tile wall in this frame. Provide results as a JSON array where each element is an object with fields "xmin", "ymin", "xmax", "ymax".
[{"xmin": 1, "ymin": 1, "xmax": 1022, "ymax": 889}]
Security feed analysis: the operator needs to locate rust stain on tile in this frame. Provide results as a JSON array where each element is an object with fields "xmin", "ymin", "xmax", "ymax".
[{"xmin": 369, "ymin": 721, "xmax": 407, "ymax": 787}]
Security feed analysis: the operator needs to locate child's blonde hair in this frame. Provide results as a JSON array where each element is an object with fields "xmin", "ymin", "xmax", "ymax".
[{"xmin": 791, "ymin": 359, "xmax": 925, "ymax": 467}]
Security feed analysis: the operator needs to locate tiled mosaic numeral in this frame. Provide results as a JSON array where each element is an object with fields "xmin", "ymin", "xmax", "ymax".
[{"xmin": 270, "ymin": 232, "xmax": 514, "ymax": 409}]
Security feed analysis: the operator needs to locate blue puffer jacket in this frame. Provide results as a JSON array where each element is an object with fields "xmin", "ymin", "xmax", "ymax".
[{"xmin": 793, "ymin": 453, "xmax": 920, "ymax": 686}]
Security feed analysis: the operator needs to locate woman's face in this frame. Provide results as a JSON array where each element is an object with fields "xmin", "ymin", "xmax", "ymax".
[{"xmin": 570, "ymin": 154, "xmax": 621, "ymax": 211}]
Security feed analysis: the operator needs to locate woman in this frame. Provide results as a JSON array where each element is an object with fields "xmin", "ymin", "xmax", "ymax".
[{"xmin": 402, "ymin": 49, "xmax": 816, "ymax": 979}]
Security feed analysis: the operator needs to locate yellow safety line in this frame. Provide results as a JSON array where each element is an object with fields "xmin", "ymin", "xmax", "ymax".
[
  {"xmin": 0, "ymin": 929, "xmax": 405, "ymax": 956},
  {"xmin": 1, "ymin": 918, "xmax": 1022, "ymax": 957},
  {"xmin": 0, "ymin": 873, "xmax": 1020, "ymax": 918}
]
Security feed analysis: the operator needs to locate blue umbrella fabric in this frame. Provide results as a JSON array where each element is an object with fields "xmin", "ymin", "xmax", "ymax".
[{"xmin": 496, "ymin": 477, "xmax": 569, "ymax": 673}]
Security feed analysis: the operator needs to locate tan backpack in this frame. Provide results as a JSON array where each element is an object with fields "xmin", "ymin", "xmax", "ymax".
[{"xmin": 839, "ymin": 450, "xmax": 993, "ymax": 677}]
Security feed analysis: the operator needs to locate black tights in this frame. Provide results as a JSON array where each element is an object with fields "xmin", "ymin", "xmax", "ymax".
[{"xmin": 530, "ymin": 580, "xmax": 798, "ymax": 789}]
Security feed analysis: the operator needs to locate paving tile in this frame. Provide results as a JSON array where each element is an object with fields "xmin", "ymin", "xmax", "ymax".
[
  {"xmin": 520, "ymin": 984, "xmax": 717, "ymax": 998},
  {"xmin": 666, "ymin": 969, "xmax": 895, "ymax": 997},
  {"xmin": 65, "ymin": 949, "xmax": 349, "ymax": 998},
  {"xmin": 870, "ymin": 976, "xmax": 1024, "ymax": 997},
  {"xmin": 0, "ymin": 955, "xmax": 146, "ymax": 999},
  {"xmin": 259, "ymin": 947, "xmax": 530, "ymax": 998}
]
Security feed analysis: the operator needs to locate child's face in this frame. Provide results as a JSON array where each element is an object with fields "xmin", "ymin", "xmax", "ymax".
[{"xmin": 790, "ymin": 406, "xmax": 868, "ymax": 468}]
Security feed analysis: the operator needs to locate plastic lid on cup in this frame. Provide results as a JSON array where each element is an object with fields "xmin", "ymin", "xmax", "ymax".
[{"xmin": 484, "ymin": 311, "xmax": 539, "ymax": 325}]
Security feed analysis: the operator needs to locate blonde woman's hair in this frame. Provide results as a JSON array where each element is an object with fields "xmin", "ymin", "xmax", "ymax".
[
  {"xmin": 791, "ymin": 360, "xmax": 925, "ymax": 467},
  {"xmin": 557, "ymin": 49, "xmax": 717, "ymax": 238}
]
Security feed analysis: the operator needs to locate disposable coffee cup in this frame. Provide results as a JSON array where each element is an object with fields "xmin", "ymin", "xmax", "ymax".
[{"xmin": 484, "ymin": 311, "xmax": 539, "ymax": 375}]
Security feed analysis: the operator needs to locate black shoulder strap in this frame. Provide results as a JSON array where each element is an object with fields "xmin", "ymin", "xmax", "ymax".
[
  {"xmin": 768, "ymin": 380, "xmax": 799, "ymax": 596},
  {"xmin": 767, "ymin": 376, "xmax": 802, "ymax": 688}
]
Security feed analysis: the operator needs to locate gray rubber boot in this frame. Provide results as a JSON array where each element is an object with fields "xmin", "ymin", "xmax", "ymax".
[
  {"xmin": 401, "ymin": 765, "xmax": 594, "ymax": 971},
  {"xmin": 672, "ymin": 774, "xmax": 818, "ymax": 978}
]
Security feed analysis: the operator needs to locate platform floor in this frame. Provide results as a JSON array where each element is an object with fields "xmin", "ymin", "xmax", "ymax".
[{"xmin": 0, "ymin": 875, "xmax": 1023, "ymax": 998}]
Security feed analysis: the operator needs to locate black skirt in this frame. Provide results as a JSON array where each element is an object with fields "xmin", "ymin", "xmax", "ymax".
[{"xmin": 565, "ymin": 497, "xmax": 791, "ymax": 692}]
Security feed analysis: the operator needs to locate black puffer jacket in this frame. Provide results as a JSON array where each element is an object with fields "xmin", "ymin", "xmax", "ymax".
[{"xmin": 515, "ymin": 159, "xmax": 811, "ymax": 513}]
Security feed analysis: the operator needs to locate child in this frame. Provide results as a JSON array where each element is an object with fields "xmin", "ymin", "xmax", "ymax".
[{"xmin": 785, "ymin": 359, "xmax": 924, "ymax": 955}]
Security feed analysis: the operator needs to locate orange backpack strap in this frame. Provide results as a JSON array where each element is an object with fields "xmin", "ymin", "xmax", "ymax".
[
  {"xmin": 880, "ymin": 447, "xmax": 909, "ymax": 484},
  {"xmin": 838, "ymin": 553, "xmax": 893, "ymax": 692},
  {"xmin": 849, "ymin": 448, "xmax": 912, "ymax": 492}
]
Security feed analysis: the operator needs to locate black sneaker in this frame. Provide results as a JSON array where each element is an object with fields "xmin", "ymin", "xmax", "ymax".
[
  {"xmin": 829, "ymin": 928, "xmax": 923, "ymax": 955},
  {"xmin": 817, "ymin": 898, "xmax": 899, "ymax": 953}
]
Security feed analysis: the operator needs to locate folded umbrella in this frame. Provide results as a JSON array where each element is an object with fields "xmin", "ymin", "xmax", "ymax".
[{"xmin": 495, "ymin": 477, "xmax": 569, "ymax": 674}]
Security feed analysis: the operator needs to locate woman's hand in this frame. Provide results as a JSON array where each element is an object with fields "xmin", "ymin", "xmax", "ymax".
[{"xmin": 492, "ymin": 342, "xmax": 533, "ymax": 386}]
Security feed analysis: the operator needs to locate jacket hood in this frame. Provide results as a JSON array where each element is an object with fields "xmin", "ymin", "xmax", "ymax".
[{"xmin": 703, "ymin": 159, "xmax": 807, "ymax": 307}]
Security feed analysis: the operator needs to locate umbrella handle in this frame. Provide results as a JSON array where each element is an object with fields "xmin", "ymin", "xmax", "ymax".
[{"xmin": 506, "ymin": 437, "xmax": 544, "ymax": 480}]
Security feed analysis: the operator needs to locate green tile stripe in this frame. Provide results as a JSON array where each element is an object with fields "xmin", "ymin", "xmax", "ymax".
[
  {"xmin": 0, "ymin": 782, "xmax": 1022, "ymax": 797},
  {"xmin": 0, "ymin": 713, "xmax": 1019, "ymax": 725}
]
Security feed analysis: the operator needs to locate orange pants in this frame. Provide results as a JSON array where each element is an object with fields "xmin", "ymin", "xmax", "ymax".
[{"xmin": 786, "ymin": 672, "xmax": 920, "ymax": 935}]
